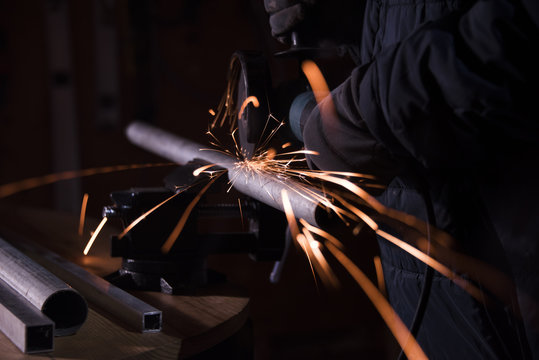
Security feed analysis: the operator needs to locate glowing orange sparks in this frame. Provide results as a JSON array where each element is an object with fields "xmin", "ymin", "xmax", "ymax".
[
  {"xmin": 300, "ymin": 219, "xmax": 344, "ymax": 250},
  {"xmin": 117, "ymin": 191, "xmax": 184, "ymax": 240},
  {"xmin": 0, "ymin": 163, "xmax": 174, "ymax": 199},
  {"xmin": 307, "ymin": 172, "xmax": 484, "ymax": 300},
  {"xmin": 282, "ymin": 189, "xmax": 321, "ymax": 288},
  {"xmin": 281, "ymin": 189, "xmax": 300, "ymax": 239},
  {"xmin": 303, "ymin": 229, "xmax": 340, "ymax": 289},
  {"xmin": 325, "ymin": 242, "xmax": 427, "ymax": 360},
  {"xmin": 296, "ymin": 233, "xmax": 320, "ymax": 291},
  {"xmin": 161, "ymin": 174, "xmax": 223, "ymax": 254},
  {"xmin": 301, "ymin": 60, "xmax": 330, "ymax": 104},
  {"xmin": 193, "ymin": 163, "xmax": 219, "ymax": 177},
  {"xmin": 376, "ymin": 229, "xmax": 483, "ymax": 301},
  {"xmin": 283, "ymin": 184, "xmax": 424, "ymax": 358},
  {"xmin": 283, "ymin": 170, "xmax": 483, "ymax": 299},
  {"xmin": 78, "ymin": 193, "xmax": 89, "ymax": 237},
  {"xmin": 238, "ymin": 96, "xmax": 259, "ymax": 120},
  {"xmin": 373, "ymin": 256, "xmax": 386, "ymax": 296},
  {"xmin": 275, "ymin": 149, "xmax": 319, "ymax": 157},
  {"xmin": 238, "ymin": 198, "xmax": 245, "ymax": 230},
  {"xmin": 83, "ymin": 217, "xmax": 108, "ymax": 255},
  {"xmin": 209, "ymin": 109, "xmax": 216, "ymax": 116}
]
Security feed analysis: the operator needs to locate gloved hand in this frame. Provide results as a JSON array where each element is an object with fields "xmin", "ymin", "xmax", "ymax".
[
  {"xmin": 264, "ymin": 0, "xmax": 317, "ymax": 44},
  {"xmin": 264, "ymin": 0, "xmax": 365, "ymax": 53}
]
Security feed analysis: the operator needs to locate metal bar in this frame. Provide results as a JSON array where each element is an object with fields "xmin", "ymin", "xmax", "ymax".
[
  {"xmin": 126, "ymin": 121, "xmax": 324, "ymax": 226},
  {"xmin": 13, "ymin": 239, "xmax": 162, "ymax": 333},
  {"xmin": 0, "ymin": 278, "xmax": 54, "ymax": 354},
  {"xmin": 0, "ymin": 236, "xmax": 87, "ymax": 336}
]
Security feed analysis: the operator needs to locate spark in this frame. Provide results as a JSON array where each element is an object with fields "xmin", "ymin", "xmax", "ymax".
[
  {"xmin": 208, "ymin": 109, "xmax": 216, "ymax": 116},
  {"xmin": 299, "ymin": 219, "xmax": 344, "ymax": 250},
  {"xmin": 231, "ymin": 129, "xmax": 242, "ymax": 158},
  {"xmin": 282, "ymin": 186, "xmax": 424, "ymax": 358},
  {"xmin": 0, "ymin": 162, "xmax": 175, "ymax": 199},
  {"xmin": 293, "ymin": 170, "xmax": 386, "ymax": 214},
  {"xmin": 303, "ymin": 229, "xmax": 340, "ymax": 289},
  {"xmin": 83, "ymin": 217, "xmax": 108, "ymax": 255},
  {"xmin": 255, "ymin": 115, "xmax": 285, "ymax": 152},
  {"xmin": 226, "ymin": 124, "xmax": 487, "ymax": 302},
  {"xmin": 238, "ymin": 198, "xmax": 244, "ymax": 229},
  {"xmin": 266, "ymin": 148, "xmax": 276, "ymax": 160},
  {"xmin": 325, "ymin": 241, "xmax": 427, "ymax": 360},
  {"xmin": 193, "ymin": 163, "xmax": 220, "ymax": 177},
  {"xmin": 373, "ymin": 256, "xmax": 386, "ymax": 296},
  {"xmin": 376, "ymin": 229, "xmax": 483, "ymax": 301},
  {"xmin": 329, "ymin": 193, "xmax": 380, "ymax": 230},
  {"xmin": 295, "ymin": 171, "xmax": 484, "ymax": 299},
  {"xmin": 296, "ymin": 233, "xmax": 320, "ymax": 291},
  {"xmin": 289, "ymin": 169, "xmax": 377, "ymax": 180},
  {"xmin": 210, "ymin": 55, "xmax": 242, "ymax": 131},
  {"xmin": 301, "ymin": 60, "xmax": 330, "ymax": 104},
  {"xmin": 419, "ymin": 236, "xmax": 524, "ymax": 308},
  {"xmin": 206, "ymin": 53, "xmax": 529, "ymax": 351},
  {"xmin": 281, "ymin": 142, "xmax": 292, "ymax": 149},
  {"xmin": 281, "ymin": 189, "xmax": 300, "ymax": 239},
  {"xmin": 239, "ymin": 145, "xmax": 487, "ymax": 302},
  {"xmin": 282, "ymin": 189, "xmax": 319, "ymax": 289},
  {"xmin": 287, "ymin": 171, "xmax": 463, "ymax": 271},
  {"xmin": 161, "ymin": 174, "xmax": 224, "ymax": 254},
  {"xmin": 301, "ymin": 59, "xmax": 339, "ymax": 131},
  {"xmin": 78, "ymin": 193, "xmax": 89, "ymax": 237},
  {"xmin": 117, "ymin": 190, "xmax": 185, "ymax": 240},
  {"xmin": 238, "ymin": 95, "xmax": 260, "ymax": 120},
  {"xmin": 297, "ymin": 167, "xmax": 505, "ymax": 303},
  {"xmin": 275, "ymin": 149, "xmax": 319, "ymax": 157}
]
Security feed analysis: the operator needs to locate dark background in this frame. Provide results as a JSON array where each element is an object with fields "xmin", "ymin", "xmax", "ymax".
[{"xmin": 0, "ymin": 1, "xmax": 396, "ymax": 359}]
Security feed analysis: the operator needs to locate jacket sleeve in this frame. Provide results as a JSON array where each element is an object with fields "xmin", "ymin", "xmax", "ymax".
[{"xmin": 306, "ymin": 0, "xmax": 539, "ymax": 171}]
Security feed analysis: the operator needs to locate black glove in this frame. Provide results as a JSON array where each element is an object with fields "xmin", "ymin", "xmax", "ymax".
[
  {"xmin": 264, "ymin": 0, "xmax": 365, "ymax": 65},
  {"xmin": 263, "ymin": 0, "xmax": 317, "ymax": 44}
]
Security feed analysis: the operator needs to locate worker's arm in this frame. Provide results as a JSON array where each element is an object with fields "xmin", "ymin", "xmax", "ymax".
[{"xmin": 302, "ymin": 0, "xmax": 539, "ymax": 172}]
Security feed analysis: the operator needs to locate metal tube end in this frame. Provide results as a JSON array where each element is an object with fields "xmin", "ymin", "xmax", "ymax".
[{"xmin": 142, "ymin": 312, "xmax": 162, "ymax": 333}]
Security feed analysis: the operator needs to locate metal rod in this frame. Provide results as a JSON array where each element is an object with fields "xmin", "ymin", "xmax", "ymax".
[
  {"xmin": 13, "ymin": 239, "xmax": 162, "ymax": 333},
  {"xmin": 126, "ymin": 121, "xmax": 323, "ymax": 226},
  {"xmin": 0, "ymin": 278, "xmax": 54, "ymax": 353},
  {"xmin": 0, "ymin": 237, "xmax": 87, "ymax": 336}
]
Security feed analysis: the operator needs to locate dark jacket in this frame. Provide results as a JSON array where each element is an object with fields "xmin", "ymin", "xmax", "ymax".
[{"xmin": 302, "ymin": 0, "xmax": 539, "ymax": 358}]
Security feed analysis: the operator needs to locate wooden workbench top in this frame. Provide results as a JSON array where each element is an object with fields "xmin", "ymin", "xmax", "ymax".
[{"xmin": 0, "ymin": 205, "xmax": 250, "ymax": 359}]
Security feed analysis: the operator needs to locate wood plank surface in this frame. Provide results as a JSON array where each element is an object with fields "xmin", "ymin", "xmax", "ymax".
[{"xmin": 0, "ymin": 204, "xmax": 250, "ymax": 359}]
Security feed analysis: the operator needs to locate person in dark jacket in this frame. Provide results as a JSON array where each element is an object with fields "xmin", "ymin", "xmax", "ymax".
[{"xmin": 265, "ymin": 0, "xmax": 539, "ymax": 358}]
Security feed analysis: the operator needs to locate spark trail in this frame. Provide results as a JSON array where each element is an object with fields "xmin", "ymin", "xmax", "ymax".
[
  {"xmin": 83, "ymin": 217, "xmax": 108, "ymax": 255},
  {"xmin": 0, "ymin": 163, "xmax": 175, "ymax": 199},
  {"xmin": 78, "ymin": 193, "xmax": 89, "ymax": 237}
]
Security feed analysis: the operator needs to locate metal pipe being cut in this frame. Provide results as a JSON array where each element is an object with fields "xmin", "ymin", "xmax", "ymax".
[
  {"xmin": 0, "ymin": 236, "xmax": 87, "ymax": 337},
  {"xmin": 126, "ymin": 121, "xmax": 325, "ymax": 227}
]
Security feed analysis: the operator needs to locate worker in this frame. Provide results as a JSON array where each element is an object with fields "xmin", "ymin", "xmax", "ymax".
[{"xmin": 265, "ymin": 0, "xmax": 539, "ymax": 358}]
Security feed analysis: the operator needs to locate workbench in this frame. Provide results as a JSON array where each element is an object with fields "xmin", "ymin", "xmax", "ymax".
[{"xmin": 0, "ymin": 205, "xmax": 251, "ymax": 359}]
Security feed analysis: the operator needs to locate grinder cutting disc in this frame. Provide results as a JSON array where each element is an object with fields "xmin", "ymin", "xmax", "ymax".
[{"xmin": 232, "ymin": 51, "xmax": 271, "ymax": 159}]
